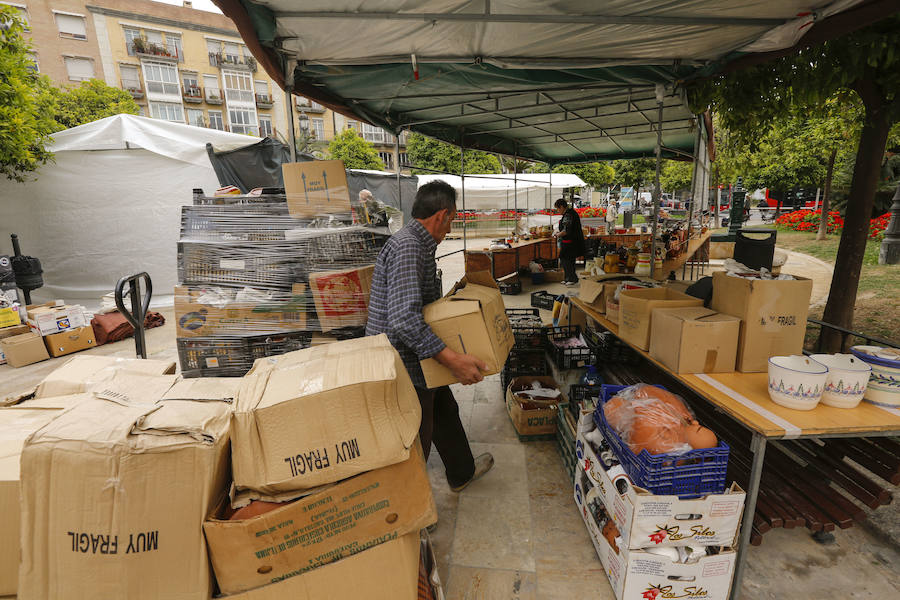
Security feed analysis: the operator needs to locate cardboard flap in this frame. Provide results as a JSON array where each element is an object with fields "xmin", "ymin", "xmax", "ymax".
[
  {"xmin": 34, "ymin": 355, "xmax": 176, "ymax": 399},
  {"xmin": 91, "ymin": 372, "xmax": 179, "ymax": 405},
  {"xmin": 446, "ymin": 270, "xmax": 498, "ymax": 296},
  {"xmin": 25, "ymin": 398, "xmax": 160, "ymax": 447},
  {"xmin": 422, "ymin": 297, "xmax": 481, "ymax": 322},
  {"xmin": 133, "ymin": 400, "xmax": 232, "ymax": 446},
  {"xmin": 653, "ymin": 306, "xmax": 719, "ymax": 323},
  {"xmin": 161, "ymin": 378, "xmax": 241, "ymax": 403},
  {"xmin": 580, "ymin": 279, "xmax": 606, "ymax": 303}
]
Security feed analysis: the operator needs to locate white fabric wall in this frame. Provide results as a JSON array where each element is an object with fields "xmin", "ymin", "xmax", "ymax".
[{"xmin": 0, "ymin": 149, "xmax": 221, "ymax": 307}]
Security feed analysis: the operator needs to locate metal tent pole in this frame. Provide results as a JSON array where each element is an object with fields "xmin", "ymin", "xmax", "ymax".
[
  {"xmin": 650, "ymin": 85, "xmax": 664, "ymax": 278},
  {"xmin": 284, "ymin": 59, "xmax": 298, "ymax": 162},
  {"xmin": 460, "ymin": 137, "xmax": 466, "ymax": 252},
  {"xmin": 396, "ymin": 128, "xmax": 403, "ymax": 210}
]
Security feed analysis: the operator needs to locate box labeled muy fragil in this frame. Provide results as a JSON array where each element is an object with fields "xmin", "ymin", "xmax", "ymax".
[
  {"xmin": 710, "ymin": 271, "xmax": 813, "ymax": 373},
  {"xmin": 222, "ymin": 532, "xmax": 421, "ymax": 600},
  {"xmin": 231, "ymin": 334, "xmax": 421, "ymax": 495},
  {"xmin": 283, "ymin": 160, "xmax": 351, "ymax": 218},
  {"xmin": 574, "ymin": 468, "xmax": 737, "ymax": 600},
  {"xmin": 575, "ymin": 412, "xmax": 744, "ymax": 550},
  {"xmin": 420, "ymin": 271, "xmax": 514, "ymax": 389},
  {"xmin": 649, "ymin": 307, "xmax": 741, "ymax": 374},
  {"xmin": 18, "ymin": 397, "xmax": 232, "ymax": 600},
  {"xmin": 203, "ymin": 444, "xmax": 436, "ymax": 595}
]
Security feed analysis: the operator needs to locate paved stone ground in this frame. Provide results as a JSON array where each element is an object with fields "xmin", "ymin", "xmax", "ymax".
[{"xmin": 3, "ymin": 235, "xmax": 899, "ymax": 599}]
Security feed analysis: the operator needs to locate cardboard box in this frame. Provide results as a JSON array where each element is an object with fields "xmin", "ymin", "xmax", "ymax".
[
  {"xmin": 575, "ymin": 412, "xmax": 744, "ymax": 549},
  {"xmin": 506, "ymin": 376, "xmax": 565, "ymax": 436},
  {"xmin": 308, "ymin": 265, "xmax": 373, "ymax": 332},
  {"xmin": 204, "ymin": 445, "xmax": 436, "ymax": 595},
  {"xmin": 543, "ymin": 268, "xmax": 565, "ymax": 283},
  {"xmin": 0, "ymin": 324, "xmax": 30, "ymax": 365},
  {"xmin": 618, "ymin": 287, "xmax": 703, "ymax": 351},
  {"xmin": 224, "ymin": 532, "xmax": 420, "ymax": 600},
  {"xmin": 0, "ymin": 407, "xmax": 63, "ymax": 596},
  {"xmin": 556, "ymin": 297, "xmax": 587, "ymax": 329},
  {"xmin": 0, "ymin": 332, "xmax": 49, "ymax": 368},
  {"xmin": 174, "ymin": 284, "xmax": 308, "ymax": 338},
  {"xmin": 649, "ymin": 307, "xmax": 741, "ymax": 374},
  {"xmin": 0, "ymin": 306, "xmax": 21, "ymax": 328},
  {"xmin": 283, "ymin": 160, "xmax": 351, "ymax": 218},
  {"xmin": 232, "ymin": 334, "xmax": 421, "ymax": 495},
  {"xmin": 710, "ymin": 272, "xmax": 814, "ymax": 372},
  {"xmin": 26, "ymin": 303, "xmax": 87, "ymax": 336},
  {"xmin": 574, "ymin": 469, "xmax": 737, "ymax": 600},
  {"xmin": 19, "ymin": 397, "xmax": 232, "ymax": 600},
  {"xmin": 579, "ymin": 279, "xmax": 608, "ymax": 313},
  {"xmin": 420, "ymin": 271, "xmax": 514, "ymax": 388},
  {"xmin": 33, "ymin": 355, "xmax": 177, "ymax": 399},
  {"xmin": 42, "ymin": 325, "xmax": 96, "ymax": 357}
]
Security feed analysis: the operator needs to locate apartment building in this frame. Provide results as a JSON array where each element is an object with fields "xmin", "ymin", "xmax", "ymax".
[{"xmin": 4, "ymin": 0, "xmax": 407, "ymax": 166}]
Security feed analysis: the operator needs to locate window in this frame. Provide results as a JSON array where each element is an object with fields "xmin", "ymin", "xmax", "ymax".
[
  {"xmin": 258, "ymin": 115, "xmax": 272, "ymax": 137},
  {"xmin": 363, "ymin": 124, "xmax": 390, "ymax": 144},
  {"xmin": 398, "ymin": 152, "xmax": 408, "ymax": 167},
  {"xmin": 346, "ymin": 119, "xmax": 357, "ymax": 131},
  {"xmin": 379, "ymin": 152, "xmax": 393, "ymax": 169},
  {"xmin": 142, "ymin": 60, "xmax": 180, "ymax": 97},
  {"xmin": 223, "ymin": 42, "xmax": 240, "ymax": 62},
  {"xmin": 310, "ymin": 101, "xmax": 324, "ymax": 111},
  {"xmin": 208, "ymin": 110, "xmax": 224, "ymax": 130},
  {"xmin": 223, "ymin": 70, "xmax": 253, "ymax": 103},
  {"xmin": 311, "ymin": 118, "xmax": 325, "ymax": 141},
  {"xmin": 186, "ymin": 108, "xmax": 204, "ymax": 127},
  {"xmin": 137, "ymin": 105, "xmax": 146, "ymax": 117},
  {"xmin": 26, "ymin": 52, "xmax": 38, "ymax": 73},
  {"xmin": 55, "ymin": 12, "xmax": 87, "ymax": 40},
  {"xmin": 4, "ymin": 5, "xmax": 30, "ymax": 30},
  {"xmin": 206, "ymin": 39, "xmax": 220, "ymax": 65},
  {"xmin": 254, "ymin": 80, "xmax": 268, "ymax": 100},
  {"xmin": 149, "ymin": 101, "xmax": 184, "ymax": 122},
  {"xmin": 145, "ymin": 30, "xmax": 162, "ymax": 47},
  {"xmin": 120, "ymin": 64, "xmax": 140, "ymax": 91},
  {"xmin": 124, "ymin": 28, "xmax": 140, "ymax": 55},
  {"xmin": 64, "ymin": 56, "xmax": 94, "ymax": 81},
  {"xmin": 166, "ymin": 34, "xmax": 183, "ymax": 61},
  {"xmin": 229, "ymin": 109, "xmax": 258, "ymax": 135},
  {"xmin": 182, "ymin": 72, "xmax": 199, "ymax": 96}
]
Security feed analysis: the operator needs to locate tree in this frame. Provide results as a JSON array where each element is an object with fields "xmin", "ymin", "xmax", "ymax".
[
  {"xmin": 612, "ymin": 159, "xmax": 656, "ymax": 189},
  {"xmin": 406, "ymin": 132, "xmax": 501, "ymax": 174},
  {"xmin": 0, "ymin": 6, "xmax": 56, "ymax": 182},
  {"xmin": 47, "ymin": 79, "xmax": 139, "ymax": 132},
  {"xmin": 660, "ymin": 161, "xmax": 694, "ymax": 194},
  {"xmin": 688, "ymin": 15, "xmax": 900, "ymax": 350},
  {"xmin": 327, "ymin": 129, "xmax": 385, "ymax": 170},
  {"xmin": 553, "ymin": 162, "xmax": 615, "ymax": 189}
]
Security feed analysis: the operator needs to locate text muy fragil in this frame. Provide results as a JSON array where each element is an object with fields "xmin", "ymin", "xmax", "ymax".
[
  {"xmin": 284, "ymin": 439, "xmax": 361, "ymax": 477},
  {"xmin": 67, "ymin": 531, "xmax": 158, "ymax": 554}
]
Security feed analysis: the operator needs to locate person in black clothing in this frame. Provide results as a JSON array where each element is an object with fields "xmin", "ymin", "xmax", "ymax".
[{"xmin": 553, "ymin": 198, "xmax": 586, "ymax": 285}]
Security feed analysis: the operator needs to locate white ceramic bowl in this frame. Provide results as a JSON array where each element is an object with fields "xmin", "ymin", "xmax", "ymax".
[
  {"xmin": 767, "ymin": 355, "xmax": 828, "ymax": 410},
  {"xmin": 850, "ymin": 346, "xmax": 900, "ymax": 407},
  {"xmin": 810, "ymin": 354, "xmax": 872, "ymax": 408}
]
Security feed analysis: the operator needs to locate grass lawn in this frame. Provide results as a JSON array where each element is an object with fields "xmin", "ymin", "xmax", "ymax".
[{"xmin": 774, "ymin": 230, "xmax": 899, "ymax": 343}]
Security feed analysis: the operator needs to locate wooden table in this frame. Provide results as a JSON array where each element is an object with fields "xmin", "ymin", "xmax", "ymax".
[
  {"xmin": 569, "ymin": 297, "xmax": 900, "ymax": 600},
  {"xmin": 652, "ymin": 230, "xmax": 712, "ymax": 281},
  {"xmin": 464, "ymin": 237, "xmax": 558, "ymax": 279}
]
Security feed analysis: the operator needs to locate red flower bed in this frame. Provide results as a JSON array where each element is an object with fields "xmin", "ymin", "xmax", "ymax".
[{"xmin": 775, "ymin": 209, "xmax": 893, "ymax": 239}]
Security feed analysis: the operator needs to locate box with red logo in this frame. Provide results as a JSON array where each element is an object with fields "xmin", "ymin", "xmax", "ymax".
[
  {"xmin": 308, "ymin": 265, "xmax": 374, "ymax": 332},
  {"xmin": 574, "ymin": 467, "xmax": 737, "ymax": 600},
  {"xmin": 575, "ymin": 412, "xmax": 744, "ymax": 550}
]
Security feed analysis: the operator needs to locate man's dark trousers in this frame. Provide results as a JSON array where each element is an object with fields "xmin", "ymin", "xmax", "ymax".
[{"xmin": 415, "ymin": 385, "xmax": 476, "ymax": 488}]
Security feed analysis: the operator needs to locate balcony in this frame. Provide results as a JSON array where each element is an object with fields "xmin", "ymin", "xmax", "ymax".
[
  {"xmin": 295, "ymin": 97, "xmax": 325, "ymax": 113},
  {"xmin": 208, "ymin": 52, "xmax": 257, "ymax": 72},
  {"xmin": 131, "ymin": 39, "xmax": 179, "ymax": 61},
  {"xmin": 205, "ymin": 87, "xmax": 223, "ymax": 104},
  {"xmin": 122, "ymin": 79, "xmax": 143, "ymax": 99},
  {"xmin": 183, "ymin": 86, "xmax": 202, "ymax": 103},
  {"xmin": 255, "ymin": 93, "xmax": 273, "ymax": 109}
]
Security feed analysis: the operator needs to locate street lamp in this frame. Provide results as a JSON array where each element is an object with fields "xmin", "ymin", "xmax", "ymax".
[{"xmin": 879, "ymin": 183, "xmax": 900, "ymax": 265}]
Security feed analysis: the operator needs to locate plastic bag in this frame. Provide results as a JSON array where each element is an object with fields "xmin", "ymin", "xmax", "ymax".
[{"xmin": 602, "ymin": 384, "xmax": 717, "ymax": 456}]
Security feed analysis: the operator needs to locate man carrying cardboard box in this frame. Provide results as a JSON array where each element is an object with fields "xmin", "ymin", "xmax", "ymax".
[{"xmin": 366, "ymin": 180, "xmax": 493, "ymax": 493}]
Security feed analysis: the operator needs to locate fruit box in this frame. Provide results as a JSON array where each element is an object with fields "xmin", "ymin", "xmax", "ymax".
[
  {"xmin": 574, "ymin": 468, "xmax": 737, "ymax": 600},
  {"xmin": 575, "ymin": 411, "xmax": 744, "ymax": 549}
]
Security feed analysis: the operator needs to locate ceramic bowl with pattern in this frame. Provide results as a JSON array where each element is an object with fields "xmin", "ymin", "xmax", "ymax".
[
  {"xmin": 809, "ymin": 354, "xmax": 872, "ymax": 409},
  {"xmin": 767, "ymin": 355, "xmax": 828, "ymax": 411},
  {"xmin": 850, "ymin": 346, "xmax": 900, "ymax": 407}
]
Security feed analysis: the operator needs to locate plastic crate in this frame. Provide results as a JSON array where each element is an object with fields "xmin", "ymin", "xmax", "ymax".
[
  {"xmin": 177, "ymin": 330, "xmax": 313, "ymax": 378},
  {"xmin": 546, "ymin": 325, "xmax": 594, "ymax": 370},
  {"xmin": 501, "ymin": 351, "xmax": 550, "ymax": 390},
  {"xmin": 593, "ymin": 384, "xmax": 730, "ymax": 498},
  {"xmin": 530, "ymin": 290, "xmax": 556, "ymax": 310},
  {"xmin": 505, "ymin": 308, "xmax": 545, "ymax": 349},
  {"xmin": 583, "ymin": 324, "xmax": 640, "ymax": 365},
  {"xmin": 498, "ymin": 279, "xmax": 522, "ymax": 295},
  {"xmin": 568, "ymin": 383, "xmax": 602, "ymax": 422}
]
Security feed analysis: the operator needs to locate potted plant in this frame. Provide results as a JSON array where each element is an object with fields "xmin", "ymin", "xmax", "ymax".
[{"xmin": 132, "ymin": 37, "xmax": 147, "ymax": 54}]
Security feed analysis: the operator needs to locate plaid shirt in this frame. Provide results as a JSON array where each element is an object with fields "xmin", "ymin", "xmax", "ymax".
[{"xmin": 366, "ymin": 219, "xmax": 445, "ymax": 388}]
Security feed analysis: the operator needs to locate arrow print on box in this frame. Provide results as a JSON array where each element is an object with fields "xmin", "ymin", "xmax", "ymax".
[
  {"xmin": 322, "ymin": 170, "xmax": 331, "ymax": 203},
  {"xmin": 301, "ymin": 172, "xmax": 310, "ymax": 204}
]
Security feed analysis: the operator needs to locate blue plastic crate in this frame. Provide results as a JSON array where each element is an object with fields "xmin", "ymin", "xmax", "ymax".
[{"xmin": 593, "ymin": 384, "xmax": 729, "ymax": 499}]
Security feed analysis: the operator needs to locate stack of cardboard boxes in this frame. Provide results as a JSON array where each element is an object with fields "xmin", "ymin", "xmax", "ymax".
[
  {"xmin": 175, "ymin": 160, "xmax": 388, "ymax": 377},
  {"xmin": 4, "ymin": 338, "xmax": 442, "ymax": 599},
  {"xmin": 0, "ymin": 301, "xmax": 97, "ymax": 368}
]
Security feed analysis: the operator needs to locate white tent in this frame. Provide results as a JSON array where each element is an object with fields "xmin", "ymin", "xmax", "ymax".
[
  {"xmin": 415, "ymin": 173, "xmax": 588, "ymax": 211},
  {"xmin": 0, "ymin": 114, "xmax": 259, "ymax": 307}
]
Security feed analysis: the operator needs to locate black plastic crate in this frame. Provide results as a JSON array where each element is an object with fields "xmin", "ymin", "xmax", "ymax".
[
  {"xmin": 505, "ymin": 308, "xmax": 545, "ymax": 348},
  {"xmin": 498, "ymin": 278, "xmax": 522, "ymax": 295},
  {"xmin": 531, "ymin": 290, "xmax": 556, "ymax": 310},
  {"xmin": 246, "ymin": 330, "xmax": 314, "ymax": 361},
  {"xmin": 568, "ymin": 383, "xmax": 602, "ymax": 422},
  {"xmin": 178, "ymin": 330, "xmax": 313, "ymax": 378},
  {"xmin": 584, "ymin": 324, "xmax": 640, "ymax": 365},
  {"xmin": 546, "ymin": 325, "xmax": 594, "ymax": 370},
  {"xmin": 501, "ymin": 351, "xmax": 550, "ymax": 390}
]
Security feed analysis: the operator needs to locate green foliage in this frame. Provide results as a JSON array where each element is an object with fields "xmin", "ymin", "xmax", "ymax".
[
  {"xmin": 48, "ymin": 79, "xmax": 140, "ymax": 132},
  {"xmin": 327, "ymin": 129, "xmax": 385, "ymax": 170},
  {"xmin": 0, "ymin": 6, "xmax": 56, "ymax": 182},
  {"xmin": 660, "ymin": 160, "xmax": 694, "ymax": 192},
  {"xmin": 611, "ymin": 158, "xmax": 656, "ymax": 189},
  {"xmin": 553, "ymin": 162, "xmax": 615, "ymax": 189},
  {"xmin": 406, "ymin": 132, "xmax": 500, "ymax": 174}
]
